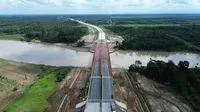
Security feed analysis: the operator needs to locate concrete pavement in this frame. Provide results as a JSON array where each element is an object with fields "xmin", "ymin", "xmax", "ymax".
[{"xmin": 71, "ymin": 18, "xmax": 115, "ymax": 112}]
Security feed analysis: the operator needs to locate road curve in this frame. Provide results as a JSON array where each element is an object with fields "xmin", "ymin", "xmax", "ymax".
[
  {"xmin": 70, "ymin": 18, "xmax": 115, "ymax": 112},
  {"xmin": 70, "ymin": 18, "xmax": 106, "ymax": 40}
]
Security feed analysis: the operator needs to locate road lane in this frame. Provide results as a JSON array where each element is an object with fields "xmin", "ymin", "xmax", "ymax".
[
  {"xmin": 71, "ymin": 18, "xmax": 115, "ymax": 112},
  {"xmin": 102, "ymin": 43, "xmax": 114, "ymax": 102},
  {"xmin": 88, "ymin": 43, "xmax": 101, "ymax": 101}
]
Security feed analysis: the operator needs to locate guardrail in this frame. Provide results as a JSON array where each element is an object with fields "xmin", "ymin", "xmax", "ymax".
[
  {"xmin": 86, "ymin": 43, "xmax": 97, "ymax": 106},
  {"xmin": 106, "ymin": 43, "xmax": 113, "ymax": 75},
  {"xmin": 91, "ymin": 43, "xmax": 97, "ymax": 74}
]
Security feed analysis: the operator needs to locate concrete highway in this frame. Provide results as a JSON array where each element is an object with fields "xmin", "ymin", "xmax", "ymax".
[
  {"xmin": 71, "ymin": 18, "xmax": 115, "ymax": 112},
  {"xmin": 71, "ymin": 18, "xmax": 105, "ymax": 40},
  {"xmin": 88, "ymin": 43, "xmax": 101, "ymax": 102},
  {"xmin": 102, "ymin": 43, "xmax": 114, "ymax": 101}
]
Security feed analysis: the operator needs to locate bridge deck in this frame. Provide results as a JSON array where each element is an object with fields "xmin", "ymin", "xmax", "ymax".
[{"xmin": 88, "ymin": 43, "xmax": 101, "ymax": 102}]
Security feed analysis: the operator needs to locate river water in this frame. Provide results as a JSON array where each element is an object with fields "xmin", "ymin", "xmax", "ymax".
[
  {"xmin": 111, "ymin": 50, "xmax": 200, "ymax": 68},
  {"xmin": 0, "ymin": 40, "xmax": 93, "ymax": 67},
  {"xmin": 0, "ymin": 40, "xmax": 200, "ymax": 68}
]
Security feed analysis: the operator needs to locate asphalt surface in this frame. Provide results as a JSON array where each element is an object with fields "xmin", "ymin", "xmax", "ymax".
[
  {"xmin": 72, "ymin": 18, "xmax": 115, "ymax": 111},
  {"xmin": 88, "ymin": 43, "xmax": 101, "ymax": 102},
  {"xmin": 102, "ymin": 43, "xmax": 114, "ymax": 102}
]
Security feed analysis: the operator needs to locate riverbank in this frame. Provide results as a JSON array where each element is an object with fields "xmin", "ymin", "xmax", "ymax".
[
  {"xmin": 0, "ymin": 58, "xmax": 60, "ymax": 111},
  {"xmin": 0, "ymin": 33, "xmax": 96, "ymax": 53},
  {"xmin": 6, "ymin": 67, "xmax": 72, "ymax": 112},
  {"xmin": 0, "ymin": 40, "xmax": 200, "ymax": 69},
  {"xmin": 0, "ymin": 57, "xmax": 89, "ymax": 112}
]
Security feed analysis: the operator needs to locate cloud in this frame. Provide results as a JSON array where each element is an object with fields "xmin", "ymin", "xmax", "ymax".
[
  {"xmin": 1, "ymin": 0, "xmax": 200, "ymax": 7},
  {"xmin": 30, "ymin": 0, "xmax": 63, "ymax": 6},
  {"xmin": 0, "ymin": 0, "xmax": 200, "ymax": 14}
]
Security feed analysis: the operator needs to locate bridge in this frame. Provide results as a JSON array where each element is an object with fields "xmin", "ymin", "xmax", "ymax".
[
  {"xmin": 72, "ymin": 19, "xmax": 116, "ymax": 112},
  {"xmin": 84, "ymin": 41, "xmax": 115, "ymax": 112}
]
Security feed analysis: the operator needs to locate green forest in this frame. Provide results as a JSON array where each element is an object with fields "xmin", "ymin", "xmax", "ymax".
[
  {"xmin": 106, "ymin": 25, "xmax": 200, "ymax": 51},
  {"xmin": 0, "ymin": 16, "xmax": 88, "ymax": 43},
  {"xmin": 72, "ymin": 14, "xmax": 200, "ymax": 52},
  {"xmin": 129, "ymin": 60, "xmax": 200, "ymax": 111}
]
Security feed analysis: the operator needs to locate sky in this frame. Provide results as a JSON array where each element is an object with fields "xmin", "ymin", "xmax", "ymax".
[{"xmin": 0, "ymin": 0, "xmax": 200, "ymax": 14}]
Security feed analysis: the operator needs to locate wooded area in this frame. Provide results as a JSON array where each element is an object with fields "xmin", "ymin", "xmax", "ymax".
[
  {"xmin": 0, "ymin": 16, "xmax": 88, "ymax": 43},
  {"xmin": 106, "ymin": 25, "xmax": 200, "ymax": 51},
  {"xmin": 73, "ymin": 14, "xmax": 200, "ymax": 52}
]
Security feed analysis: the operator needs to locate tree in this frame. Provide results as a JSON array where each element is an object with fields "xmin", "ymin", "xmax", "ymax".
[
  {"xmin": 76, "ymin": 40, "xmax": 85, "ymax": 47},
  {"xmin": 13, "ymin": 87, "xmax": 18, "ymax": 92},
  {"xmin": 178, "ymin": 61, "xmax": 190, "ymax": 69},
  {"xmin": 135, "ymin": 60, "xmax": 142, "ymax": 67}
]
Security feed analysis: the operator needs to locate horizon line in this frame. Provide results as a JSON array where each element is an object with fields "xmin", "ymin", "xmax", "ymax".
[{"xmin": 0, "ymin": 13, "xmax": 200, "ymax": 16}]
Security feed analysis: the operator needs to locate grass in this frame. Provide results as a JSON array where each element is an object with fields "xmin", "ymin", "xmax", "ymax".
[
  {"xmin": 0, "ymin": 75, "xmax": 24, "ymax": 91},
  {"xmin": 78, "ymin": 44, "xmax": 90, "ymax": 48},
  {"xmin": 121, "ymin": 24, "xmax": 180, "ymax": 27},
  {"xmin": 0, "ymin": 34, "xmax": 25, "ymax": 41},
  {"xmin": 6, "ymin": 67, "xmax": 71, "ymax": 112},
  {"xmin": 98, "ymin": 24, "xmax": 180, "ymax": 27},
  {"xmin": 0, "ymin": 58, "xmax": 60, "ymax": 111}
]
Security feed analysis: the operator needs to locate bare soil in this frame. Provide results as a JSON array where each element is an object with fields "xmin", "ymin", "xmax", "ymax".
[
  {"xmin": 112, "ymin": 68, "xmax": 192, "ymax": 112},
  {"xmin": 112, "ymin": 68, "xmax": 139, "ymax": 112},
  {"xmin": 137, "ymin": 74, "xmax": 192, "ymax": 112},
  {"xmin": 45, "ymin": 68, "xmax": 89, "ymax": 112}
]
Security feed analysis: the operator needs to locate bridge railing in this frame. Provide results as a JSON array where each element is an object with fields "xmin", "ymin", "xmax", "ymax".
[
  {"xmin": 91, "ymin": 43, "xmax": 97, "ymax": 74},
  {"xmin": 86, "ymin": 43, "xmax": 97, "ymax": 106},
  {"xmin": 106, "ymin": 43, "xmax": 113, "ymax": 75}
]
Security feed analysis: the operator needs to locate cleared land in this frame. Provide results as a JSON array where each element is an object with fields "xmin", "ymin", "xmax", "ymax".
[
  {"xmin": 0, "ymin": 34, "xmax": 25, "ymax": 41},
  {"xmin": 6, "ymin": 67, "xmax": 71, "ymax": 112},
  {"xmin": 112, "ymin": 68, "xmax": 144, "ymax": 112},
  {"xmin": 112, "ymin": 68, "xmax": 191, "ymax": 112},
  {"xmin": 98, "ymin": 24, "xmax": 179, "ymax": 27},
  {"xmin": 135, "ymin": 73, "xmax": 191, "ymax": 112},
  {"xmin": 46, "ymin": 68, "xmax": 89, "ymax": 112},
  {"xmin": 0, "ymin": 58, "xmax": 59, "ymax": 111}
]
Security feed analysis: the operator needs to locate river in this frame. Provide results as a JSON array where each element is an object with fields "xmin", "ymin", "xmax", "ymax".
[
  {"xmin": 0, "ymin": 40, "xmax": 200, "ymax": 68},
  {"xmin": 111, "ymin": 50, "xmax": 200, "ymax": 68}
]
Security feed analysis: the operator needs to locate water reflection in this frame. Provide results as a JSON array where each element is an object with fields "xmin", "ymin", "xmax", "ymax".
[
  {"xmin": 0, "ymin": 40, "xmax": 200, "ymax": 69},
  {"xmin": 111, "ymin": 50, "xmax": 200, "ymax": 68},
  {"xmin": 0, "ymin": 40, "xmax": 92, "ymax": 67}
]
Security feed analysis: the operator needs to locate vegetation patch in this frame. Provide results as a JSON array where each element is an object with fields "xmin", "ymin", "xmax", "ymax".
[
  {"xmin": 0, "ymin": 34, "xmax": 25, "ymax": 41},
  {"xmin": 0, "ymin": 76, "xmax": 25, "ymax": 104},
  {"xmin": 80, "ymin": 78, "xmax": 90, "ymax": 99},
  {"xmin": 76, "ymin": 40, "xmax": 86, "ymax": 47},
  {"xmin": 129, "ymin": 60, "xmax": 200, "ymax": 111},
  {"xmin": 119, "ymin": 24, "xmax": 179, "ymax": 27},
  {"xmin": 6, "ymin": 67, "xmax": 71, "ymax": 112},
  {"xmin": 98, "ymin": 24, "xmax": 179, "ymax": 27}
]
